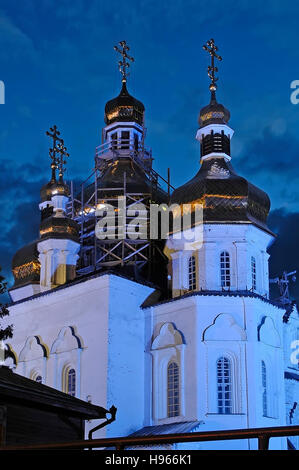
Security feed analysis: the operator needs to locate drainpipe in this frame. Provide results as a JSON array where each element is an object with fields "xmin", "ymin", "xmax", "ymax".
[{"xmin": 88, "ymin": 405, "xmax": 117, "ymax": 440}]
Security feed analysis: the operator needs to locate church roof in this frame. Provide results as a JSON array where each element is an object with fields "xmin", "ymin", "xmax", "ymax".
[
  {"xmin": 8, "ymin": 268, "xmax": 157, "ymax": 306},
  {"xmin": 129, "ymin": 421, "xmax": 203, "ymax": 437},
  {"xmin": 142, "ymin": 289, "xmax": 287, "ymax": 310},
  {"xmin": 170, "ymin": 156, "xmax": 272, "ymax": 233},
  {"xmin": 0, "ymin": 366, "xmax": 108, "ymax": 419},
  {"xmin": 285, "ymin": 371, "xmax": 299, "ymax": 382}
]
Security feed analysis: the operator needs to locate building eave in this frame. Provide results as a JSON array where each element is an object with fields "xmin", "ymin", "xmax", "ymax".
[
  {"xmin": 142, "ymin": 289, "xmax": 287, "ymax": 310},
  {"xmin": 8, "ymin": 268, "xmax": 157, "ymax": 307}
]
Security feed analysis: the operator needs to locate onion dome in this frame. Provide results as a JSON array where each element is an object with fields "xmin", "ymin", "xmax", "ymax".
[
  {"xmin": 199, "ymin": 90, "xmax": 230, "ymax": 128},
  {"xmin": 39, "ymin": 216, "xmax": 79, "ymax": 242},
  {"xmin": 11, "ymin": 241, "xmax": 40, "ymax": 288},
  {"xmin": 104, "ymin": 81, "xmax": 145, "ymax": 126},
  {"xmin": 170, "ymin": 157, "xmax": 271, "ymax": 233},
  {"xmin": 40, "ymin": 177, "xmax": 69, "ymax": 203},
  {"xmin": 174, "ymin": 40, "xmax": 272, "ymax": 230},
  {"xmin": 82, "ymin": 158, "xmax": 167, "ymax": 206}
]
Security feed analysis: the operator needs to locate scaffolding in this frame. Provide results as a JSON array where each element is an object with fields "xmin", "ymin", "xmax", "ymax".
[
  {"xmin": 66, "ymin": 137, "xmax": 173, "ymax": 286},
  {"xmin": 270, "ymin": 270, "xmax": 297, "ymax": 305}
]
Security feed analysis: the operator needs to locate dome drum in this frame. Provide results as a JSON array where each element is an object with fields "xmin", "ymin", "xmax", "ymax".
[{"xmin": 201, "ymin": 131, "xmax": 231, "ymax": 158}]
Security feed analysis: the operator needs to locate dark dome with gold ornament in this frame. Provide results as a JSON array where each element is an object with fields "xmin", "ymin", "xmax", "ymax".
[
  {"xmin": 104, "ymin": 81, "xmax": 145, "ymax": 126},
  {"xmin": 40, "ymin": 176, "xmax": 69, "ymax": 203},
  {"xmin": 11, "ymin": 240, "xmax": 40, "ymax": 289},
  {"xmin": 198, "ymin": 89, "xmax": 230, "ymax": 128},
  {"xmin": 39, "ymin": 215, "xmax": 79, "ymax": 242},
  {"xmin": 170, "ymin": 156, "xmax": 271, "ymax": 232}
]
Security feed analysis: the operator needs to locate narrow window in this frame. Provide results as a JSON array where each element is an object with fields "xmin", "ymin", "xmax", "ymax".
[
  {"xmin": 188, "ymin": 255, "xmax": 196, "ymax": 291},
  {"xmin": 251, "ymin": 256, "xmax": 256, "ymax": 291},
  {"xmin": 67, "ymin": 368, "xmax": 76, "ymax": 397},
  {"xmin": 167, "ymin": 362, "xmax": 180, "ymax": 417},
  {"xmin": 217, "ymin": 357, "xmax": 232, "ymax": 414},
  {"xmin": 261, "ymin": 361, "xmax": 268, "ymax": 417},
  {"xmin": 121, "ymin": 131, "xmax": 130, "ymax": 149},
  {"xmin": 134, "ymin": 133, "xmax": 139, "ymax": 151},
  {"xmin": 220, "ymin": 251, "xmax": 231, "ymax": 288},
  {"xmin": 111, "ymin": 132, "xmax": 117, "ymax": 149}
]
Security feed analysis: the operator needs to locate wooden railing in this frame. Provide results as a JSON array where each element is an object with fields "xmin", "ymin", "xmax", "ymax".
[{"xmin": 0, "ymin": 425, "xmax": 298, "ymax": 451}]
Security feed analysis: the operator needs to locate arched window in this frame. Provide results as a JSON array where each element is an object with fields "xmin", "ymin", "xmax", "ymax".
[
  {"xmin": 261, "ymin": 361, "xmax": 268, "ymax": 417},
  {"xmin": 251, "ymin": 256, "xmax": 256, "ymax": 291},
  {"xmin": 167, "ymin": 362, "xmax": 180, "ymax": 417},
  {"xmin": 30, "ymin": 370, "xmax": 43, "ymax": 383},
  {"xmin": 217, "ymin": 357, "xmax": 232, "ymax": 414},
  {"xmin": 220, "ymin": 251, "xmax": 231, "ymax": 288},
  {"xmin": 66, "ymin": 368, "xmax": 76, "ymax": 397},
  {"xmin": 188, "ymin": 255, "xmax": 196, "ymax": 291}
]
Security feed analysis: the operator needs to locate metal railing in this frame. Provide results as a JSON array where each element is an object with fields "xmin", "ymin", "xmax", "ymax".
[
  {"xmin": 0, "ymin": 425, "xmax": 298, "ymax": 451},
  {"xmin": 95, "ymin": 138, "xmax": 152, "ymax": 160}
]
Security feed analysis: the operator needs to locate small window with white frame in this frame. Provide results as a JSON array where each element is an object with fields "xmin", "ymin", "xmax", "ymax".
[
  {"xmin": 220, "ymin": 251, "xmax": 231, "ymax": 288},
  {"xmin": 217, "ymin": 356, "xmax": 233, "ymax": 414},
  {"xmin": 167, "ymin": 361, "xmax": 180, "ymax": 418},
  {"xmin": 188, "ymin": 255, "xmax": 196, "ymax": 291},
  {"xmin": 261, "ymin": 360, "xmax": 268, "ymax": 417},
  {"xmin": 151, "ymin": 323, "xmax": 185, "ymax": 422},
  {"xmin": 67, "ymin": 368, "xmax": 76, "ymax": 397}
]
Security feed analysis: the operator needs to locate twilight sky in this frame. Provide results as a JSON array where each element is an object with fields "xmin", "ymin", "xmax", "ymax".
[{"xmin": 0, "ymin": 0, "xmax": 299, "ymax": 301}]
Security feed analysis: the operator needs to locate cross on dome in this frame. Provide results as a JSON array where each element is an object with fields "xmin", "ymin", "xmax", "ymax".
[
  {"xmin": 114, "ymin": 40, "xmax": 134, "ymax": 83},
  {"xmin": 203, "ymin": 38, "xmax": 222, "ymax": 92},
  {"xmin": 46, "ymin": 125, "xmax": 69, "ymax": 183}
]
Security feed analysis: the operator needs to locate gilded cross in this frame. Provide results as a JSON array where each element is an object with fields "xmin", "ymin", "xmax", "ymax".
[
  {"xmin": 56, "ymin": 139, "xmax": 69, "ymax": 182},
  {"xmin": 46, "ymin": 125, "xmax": 65, "ymax": 181},
  {"xmin": 114, "ymin": 40, "xmax": 134, "ymax": 83},
  {"xmin": 203, "ymin": 38, "xmax": 222, "ymax": 91}
]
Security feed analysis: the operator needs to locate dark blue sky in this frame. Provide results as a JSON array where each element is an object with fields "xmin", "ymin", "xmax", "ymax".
[{"xmin": 0, "ymin": 0, "xmax": 299, "ymax": 300}]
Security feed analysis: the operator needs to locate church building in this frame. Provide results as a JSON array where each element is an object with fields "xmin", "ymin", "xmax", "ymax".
[{"xmin": 4, "ymin": 40, "xmax": 299, "ymax": 450}]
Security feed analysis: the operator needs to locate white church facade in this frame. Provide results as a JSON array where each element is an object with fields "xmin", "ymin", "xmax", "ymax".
[{"xmin": 4, "ymin": 40, "xmax": 299, "ymax": 450}]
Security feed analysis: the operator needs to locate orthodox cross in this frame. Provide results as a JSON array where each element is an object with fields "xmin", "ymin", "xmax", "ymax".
[
  {"xmin": 46, "ymin": 125, "xmax": 63, "ymax": 181},
  {"xmin": 114, "ymin": 40, "xmax": 134, "ymax": 83},
  {"xmin": 203, "ymin": 38, "xmax": 222, "ymax": 92},
  {"xmin": 56, "ymin": 139, "xmax": 69, "ymax": 182}
]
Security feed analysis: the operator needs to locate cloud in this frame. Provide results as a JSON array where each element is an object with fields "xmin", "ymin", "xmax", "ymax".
[
  {"xmin": 268, "ymin": 209, "xmax": 299, "ymax": 302},
  {"xmin": 0, "ymin": 156, "xmax": 82, "ymax": 301},
  {"xmin": 0, "ymin": 11, "xmax": 36, "ymax": 63},
  {"xmin": 0, "ymin": 159, "xmax": 45, "ymax": 298},
  {"xmin": 231, "ymin": 125, "xmax": 299, "ymax": 211},
  {"xmin": 236, "ymin": 126, "xmax": 299, "ymax": 174}
]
